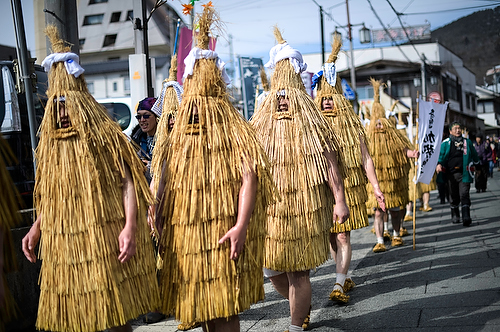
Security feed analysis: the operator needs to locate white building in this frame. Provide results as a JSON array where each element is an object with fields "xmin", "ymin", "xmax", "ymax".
[{"xmin": 303, "ymin": 42, "xmax": 483, "ymax": 132}]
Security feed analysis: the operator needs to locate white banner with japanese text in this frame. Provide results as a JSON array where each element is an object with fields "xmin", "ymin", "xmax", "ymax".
[{"xmin": 415, "ymin": 97, "xmax": 448, "ymax": 184}]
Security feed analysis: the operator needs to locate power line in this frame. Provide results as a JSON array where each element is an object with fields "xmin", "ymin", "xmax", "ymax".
[
  {"xmin": 386, "ymin": 0, "xmax": 425, "ymax": 63},
  {"xmin": 366, "ymin": 0, "xmax": 413, "ymax": 63},
  {"xmin": 402, "ymin": 3, "xmax": 500, "ymax": 15}
]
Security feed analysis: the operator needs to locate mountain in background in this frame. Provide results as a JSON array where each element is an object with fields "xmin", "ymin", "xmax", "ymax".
[{"xmin": 431, "ymin": 5, "xmax": 500, "ymax": 86}]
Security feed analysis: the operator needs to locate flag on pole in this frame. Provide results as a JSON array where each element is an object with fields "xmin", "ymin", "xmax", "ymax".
[{"xmin": 415, "ymin": 97, "xmax": 448, "ymax": 184}]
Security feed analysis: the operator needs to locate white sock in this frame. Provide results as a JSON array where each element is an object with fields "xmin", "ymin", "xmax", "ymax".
[
  {"xmin": 384, "ymin": 221, "xmax": 389, "ymax": 231},
  {"xmin": 377, "ymin": 237, "xmax": 384, "ymax": 244},
  {"xmin": 336, "ymin": 273, "xmax": 347, "ymax": 289},
  {"xmin": 393, "ymin": 230, "xmax": 399, "ymax": 237},
  {"xmin": 288, "ymin": 324, "xmax": 303, "ymax": 332}
]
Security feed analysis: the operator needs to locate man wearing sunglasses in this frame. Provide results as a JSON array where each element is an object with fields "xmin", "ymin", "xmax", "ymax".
[{"xmin": 131, "ymin": 97, "xmax": 159, "ymax": 184}]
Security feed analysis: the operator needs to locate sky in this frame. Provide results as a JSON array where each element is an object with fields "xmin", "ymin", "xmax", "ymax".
[{"xmin": 1, "ymin": 0, "xmax": 499, "ymax": 71}]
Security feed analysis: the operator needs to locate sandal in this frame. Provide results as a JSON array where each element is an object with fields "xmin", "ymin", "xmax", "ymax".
[
  {"xmin": 302, "ymin": 305, "xmax": 312, "ymax": 330},
  {"xmin": 343, "ymin": 278, "xmax": 356, "ymax": 293},
  {"xmin": 329, "ymin": 283, "xmax": 350, "ymax": 303}
]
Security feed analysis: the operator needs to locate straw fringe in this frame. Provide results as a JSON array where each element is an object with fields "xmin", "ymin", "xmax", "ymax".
[
  {"xmin": 259, "ymin": 66, "xmax": 270, "ymax": 92},
  {"xmin": 314, "ymin": 43, "xmax": 370, "ymax": 232},
  {"xmin": 153, "ymin": 7, "xmax": 276, "ymax": 324},
  {"xmin": 34, "ymin": 26, "xmax": 159, "ymax": 332},
  {"xmin": 251, "ymin": 54, "xmax": 342, "ymax": 271}
]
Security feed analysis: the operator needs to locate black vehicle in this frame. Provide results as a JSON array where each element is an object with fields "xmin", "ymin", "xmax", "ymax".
[{"xmin": 0, "ymin": 60, "xmax": 48, "ymax": 224}]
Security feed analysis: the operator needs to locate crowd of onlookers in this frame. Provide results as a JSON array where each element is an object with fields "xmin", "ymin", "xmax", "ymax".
[{"xmin": 473, "ymin": 135, "xmax": 499, "ymax": 192}]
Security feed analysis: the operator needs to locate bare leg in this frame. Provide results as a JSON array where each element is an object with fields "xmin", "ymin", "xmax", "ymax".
[
  {"xmin": 389, "ymin": 209, "xmax": 402, "ymax": 234},
  {"xmin": 287, "ymin": 271, "xmax": 311, "ymax": 327},
  {"xmin": 202, "ymin": 315, "xmax": 240, "ymax": 332},
  {"xmin": 374, "ymin": 209, "xmax": 385, "ymax": 239},
  {"xmin": 334, "ymin": 232, "xmax": 351, "ymax": 275},
  {"xmin": 269, "ymin": 272, "xmax": 289, "ymax": 299},
  {"xmin": 109, "ymin": 322, "xmax": 132, "ymax": 332},
  {"xmin": 329, "ymin": 232, "xmax": 338, "ymax": 261}
]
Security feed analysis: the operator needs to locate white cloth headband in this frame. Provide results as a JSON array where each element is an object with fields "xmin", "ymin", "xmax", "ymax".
[
  {"xmin": 151, "ymin": 81, "xmax": 184, "ymax": 117},
  {"xmin": 265, "ymin": 42, "xmax": 307, "ymax": 74},
  {"xmin": 41, "ymin": 52, "xmax": 85, "ymax": 78},
  {"xmin": 323, "ymin": 63, "xmax": 337, "ymax": 87},
  {"xmin": 183, "ymin": 47, "xmax": 231, "ymax": 85}
]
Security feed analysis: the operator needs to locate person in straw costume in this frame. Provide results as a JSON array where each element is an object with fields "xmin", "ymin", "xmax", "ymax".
[
  {"xmin": 313, "ymin": 34, "xmax": 385, "ymax": 304},
  {"xmin": 366, "ymin": 79, "xmax": 419, "ymax": 253},
  {"xmin": 0, "ymin": 135, "xmax": 21, "ymax": 332},
  {"xmin": 152, "ymin": 5, "xmax": 276, "ymax": 332},
  {"xmin": 251, "ymin": 27, "xmax": 349, "ymax": 332},
  {"xmin": 255, "ymin": 66, "xmax": 271, "ymax": 110},
  {"xmin": 21, "ymin": 26, "xmax": 159, "ymax": 332},
  {"xmin": 151, "ymin": 54, "xmax": 183, "ymax": 140},
  {"xmin": 143, "ymin": 54, "xmax": 184, "ymax": 327}
]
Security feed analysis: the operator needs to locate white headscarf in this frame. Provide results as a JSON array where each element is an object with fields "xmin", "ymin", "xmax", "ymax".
[
  {"xmin": 41, "ymin": 52, "xmax": 85, "ymax": 78},
  {"xmin": 264, "ymin": 42, "xmax": 307, "ymax": 74},
  {"xmin": 183, "ymin": 47, "xmax": 231, "ymax": 84}
]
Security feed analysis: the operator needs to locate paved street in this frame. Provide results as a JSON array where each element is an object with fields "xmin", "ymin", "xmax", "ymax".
[{"xmin": 133, "ymin": 174, "xmax": 500, "ymax": 332}]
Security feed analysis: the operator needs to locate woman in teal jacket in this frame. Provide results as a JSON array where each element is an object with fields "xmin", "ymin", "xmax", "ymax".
[{"xmin": 436, "ymin": 122, "xmax": 478, "ymax": 226}]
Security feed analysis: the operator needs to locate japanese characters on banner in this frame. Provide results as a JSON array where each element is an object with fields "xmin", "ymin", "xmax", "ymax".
[
  {"xmin": 415, "ymin": 97, "xmax": 448, "ymax": 184},
  {"xmin": 239, "ymin": 56, "xmax": 263, "ymax": 120}
]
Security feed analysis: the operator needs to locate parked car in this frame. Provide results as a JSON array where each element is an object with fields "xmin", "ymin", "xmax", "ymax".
[
  {"xmin": 0, "ymin": 60, "xmax": 47, "ymax": 223},
  {"xmin": 97, "ymin": 97, "xmax": 137, "ymax": 137}
]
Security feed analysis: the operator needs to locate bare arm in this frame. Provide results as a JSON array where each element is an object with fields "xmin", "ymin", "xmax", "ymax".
[
  {"xmin": 360, "ymin": 138, "xmax": 385, "ymax": 211},
  {"xmin": 22, "ymin": 214, "xmax": 41, "ymax": 263},
  {"xmin": 118, "ymin": 163, "xmax": 138, "ymax": 263},
  {"xmin": 405, "ymin": 147, "xmax": 420, "ymax": 159},
  {"xmin": 323, "ymin": 144, "xmax": 349, "ymax": 223},
  {"xmin": 219, "ymin": 166, "xmax": 257, "ymax": 260}
]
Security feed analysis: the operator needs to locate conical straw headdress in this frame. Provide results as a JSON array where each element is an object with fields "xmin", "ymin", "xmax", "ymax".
[
  {"xmin": 251, "ymin": 26, "xmax": 343, "ymax": 272},
  {"xmin": 34, "ymin": 25, "xmax": 159, "ymax": 332},
  {"xmin": 153, "ymin": 5, "xmax": 276, "ymax": 325},
  {"xmin": 365, "ymin": 78, "xmax": 412, "ymax": 210},
  {"xmin": 314, "ymin": 33, "xmax": 370, "ymax": 230}
]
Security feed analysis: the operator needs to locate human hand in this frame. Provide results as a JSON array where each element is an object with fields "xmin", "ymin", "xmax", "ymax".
[
  {"xmin": 373, "ymin": 185, "xmax": 386, "ymax": 211},
  {"xmin": 333, "ymin": 202, "xmax": 349, "ymax": 224},
  {"xmin": 436, "ymin": 164, "xmax": 443, "ymax": 173},
  {"xmin": 118, "ymin": 225, "xmax": 136, "ymax": 263},
  {"xmin": 218, "ymin": 225, "xmax": 247, "ymax": 260},
  {"xmin": 22, "ymin": 223, "xmax": 41, "ymax": 263}
]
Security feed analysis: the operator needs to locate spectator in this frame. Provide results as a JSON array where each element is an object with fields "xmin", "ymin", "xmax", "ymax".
[
  {"xmin": 473, "ymin": 135, "xmax": 490, "ymax": 192},
  {"xmin": 436, "ymin": 122, "xmax": 479, "ymax": 226}
]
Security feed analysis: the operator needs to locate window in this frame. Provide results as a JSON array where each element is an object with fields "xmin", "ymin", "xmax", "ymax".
[
  {"xmin": 87, "ymin": 82, "xmax": 94, "ymax": 95},
  {"xmin": 465, "ymin": 94, "xmax": 471, "ymax": 109},
  {"xmin": 126, "ymin": 10, "xmax": 133, "ymax": 20},
  {"xmin": 83, "ymin": 14, "xmax": 104, "ymax": 26},
  {"xmin": 357, "ymin": 85, "xmax": 374, "ymax": 100},
  {"xmin": 89, "ymin": 0, "xmax": 108, "ymax": 4},
  {"xmin": 79, "ymin": 39, "xmax": 85, "ymax": 46},
  {"xmin": 110, "ymin": 12, "xmax": 121, "ymax": 23},
  {"xmin": 391, "ymin": 82, "xmax": 410, "ymax": 98},
  {"xmin": 124, "ymin": 76, "xmax": 130, "ymax": 93},
  {"xmin": 113, "ymin": 82, "xmax": 118, "ymax": 92},
  {"xmin": 108, "ymin": 57, "xmax": 120, "ymax": 61},
  {"xmin": 471, "ymin": 96, "xmax": 476, "ymax": 111},
  {"xmin": 102, "ymin": 34, "xmax": 117, "ymax": 47}
]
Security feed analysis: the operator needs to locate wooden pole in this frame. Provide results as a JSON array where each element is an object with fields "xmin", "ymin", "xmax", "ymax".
[{"xmin": 412, "ymin": 92, "xmax": 420, "ymax": 250}]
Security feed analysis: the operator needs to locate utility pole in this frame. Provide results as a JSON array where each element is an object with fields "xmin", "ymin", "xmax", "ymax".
[
  {"xmin": 11, "ymin": 0, "xmax": 38, "ymax": 171},
  {"xmin": 421, "ymin": 53, "xmax": 427, "ymax": 99},
  {"xmin": 132, "ymin": 0, "xmax": 154, "ymax": 97},
  {"xmin": 312, "ymin": 0, "xmax": 325, "ymax": 65},
  {"xmin": 43, "ymin": 0, "xmax": 79, "ymax": 56},
  {"xmin": 346, "ymin": 0, "xmax": 358, "ymax": 114}
]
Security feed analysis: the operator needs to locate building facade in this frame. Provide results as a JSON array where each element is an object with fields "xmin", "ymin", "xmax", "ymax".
[{"xmin": 303, "ymin": 42, "xmax": 484, "ymax": 134}]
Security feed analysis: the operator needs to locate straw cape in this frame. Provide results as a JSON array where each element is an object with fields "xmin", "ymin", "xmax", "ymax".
[
  {"xmin": 366, "ymin": 79, "xmax": 412, "ymax": 210},
  {"xmin": 255, "ymin": 66, "xmax": 270, "ymax": 110},
  {"xmin": 34, "ymin": 26, "xmax": 159, "ymax": 332},
  {"xmin": 0, "ymin": 135, "xmax": 20, "ymax": 330},
  {"xmin": 314, "ymin": 34, "xmax": 370, "ymax": 232},
  {"xmin": 152, "ymin": 54, "xmax": 183, "ymax": 143},
  {"xmin": 152, "ymin": 6, "xmax": 275, "ymax": 325},
  {"xmin": 250, "ymin": 27, "xmax": 343, "ymax": 272}
]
